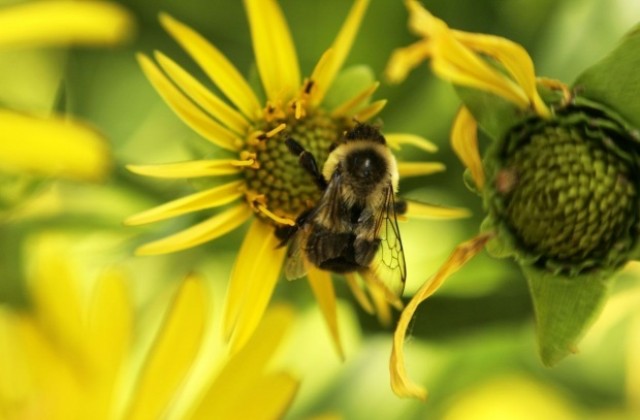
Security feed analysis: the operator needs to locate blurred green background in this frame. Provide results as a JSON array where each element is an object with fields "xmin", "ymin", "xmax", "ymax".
[{"xmin": 2, "ymin": 0, "xmax": 640, "ymax": 418}]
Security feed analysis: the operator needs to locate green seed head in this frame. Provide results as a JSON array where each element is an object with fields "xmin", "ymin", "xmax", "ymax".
[
  {"xmin": 486, "ymin": 104, "xmax": 640, "ymax": 275},
  {"xmin": 244, "ymin": 111, "xmax": 346, "ymax": 221}
]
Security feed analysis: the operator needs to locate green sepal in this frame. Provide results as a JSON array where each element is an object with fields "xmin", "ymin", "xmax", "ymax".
[
  {"xmin": 573, "ymin": 23, "xmax": 640, "ymax": 131},
  {"xmin": 454, "ymin": 85, "xmax": 526, "ymax": 141},
  {"xmin": 521, "ymin": 265, "xmax": 613, "ymax": 366}
]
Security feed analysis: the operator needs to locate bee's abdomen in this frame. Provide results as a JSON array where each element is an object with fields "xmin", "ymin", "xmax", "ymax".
[{"xmin": 306, "ymin": 225, "xmax": 379, "ymax": 273}]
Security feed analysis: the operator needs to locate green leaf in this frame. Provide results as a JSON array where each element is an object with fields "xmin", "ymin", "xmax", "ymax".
[
  {"xmin": 522, "ymin": 265, "xmax": 613, "ymax": 366},
  {"xmin": 573, "ymin": 23, "xmax": 640, "ymax": 131}
]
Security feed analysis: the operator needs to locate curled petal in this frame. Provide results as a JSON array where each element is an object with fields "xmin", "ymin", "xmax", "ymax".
[{"xmin": 390, "ymin": 233, "xmax": 491, "ymax": 400}]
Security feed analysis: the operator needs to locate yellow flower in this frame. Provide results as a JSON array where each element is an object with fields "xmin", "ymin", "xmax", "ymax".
[
  {"xmin": 0, "ymin": 234, "xmax": 298, "ymax": 420},
  {"xmin": 0, "ymin": 1, "xmax": 134, "ymax": 182},
  {"xmin": 127, "ymin": 0, "xmax": 468, "ymax": 358}
]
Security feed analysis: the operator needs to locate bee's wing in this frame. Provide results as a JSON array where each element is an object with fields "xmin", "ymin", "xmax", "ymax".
[
  {"xmin": 367, "ymin": 184, "xmax": 406, "ymax": 298},
  {"xmin": 284, "ymin": 227, "xmax": 309, "ymax": 280}
]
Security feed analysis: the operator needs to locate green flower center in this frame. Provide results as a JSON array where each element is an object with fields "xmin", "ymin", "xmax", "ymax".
[
  {"xmin": 244, "ymin": 110, "xmax": 346, "ymax": 221},
  {"xmin": 490, "ymin": 106, "xmax": 640, "ymax": 273}
]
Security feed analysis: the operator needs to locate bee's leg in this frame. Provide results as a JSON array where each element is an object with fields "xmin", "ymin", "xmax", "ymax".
[
  {"xmin": 274, "ymin": 208, "xmax": 313, "ymax": 247},
  {"xmin": 285, "ymin": 137, "xmax": 328, "ymax": 190},
  {"xmin": 394, "ymin": 198, "xmax": 408, "ymax": 216}
]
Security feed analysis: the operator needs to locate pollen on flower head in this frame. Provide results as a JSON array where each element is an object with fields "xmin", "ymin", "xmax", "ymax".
[{"xmin": 242, "ymin": 109, "xmax": 349, "ymax": 223}]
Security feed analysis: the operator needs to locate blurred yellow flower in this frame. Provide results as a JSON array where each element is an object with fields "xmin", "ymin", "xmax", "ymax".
[
  {"xmin": 0, "ymin": 0, "xmax": 134, "ymax": 182},
  {"xmin": 128, "ymin": 0, "xmax": 467, "ymax": 359},
  {"xmin": 0, "ymin": 234, "xmax": 298, "ymax": 420}
]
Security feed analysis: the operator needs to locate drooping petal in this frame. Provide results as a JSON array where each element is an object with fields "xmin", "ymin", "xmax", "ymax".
[
  {"xmin": 405, "ymin": 201, "xmax": 471, "ymax": 220},
  {"xmin": 397, "ymin": 162, "xmax": 445, "ymax": 178},
  {"xmin": 331, "ymin": 82, "xmax": 380, "ymax": 117},
  {"xmin": 307, "ymin": 266, "xmax": 345, "ymax": 360},
  {"xmin": 0, "ymin": 110, "xmax": 111, "ymax": 181},
  {"xmin": 155, "ymin": 52, "xmax": 249, "ymax": 135},
  {"xmin": 126, "ymin": 273, "xmax": 208, "ymax": 420},
  {"xmin": 0, "ymin": 0, "xmax": 134, "ymax": 49},
  {"xmin": 390, "ymin": 234, "xmax": 491, "ymax": 400},
  {"xmin": 125, "ymin": 180, "xmax": 244, "ymax": 226},
  {"xmin": 192, "ymin": 305, "xmax": 296, "ymax": 418},
  {"xmin": 225, "ymin": 222, "xmax": 287, "ymax": 353},
  {"xmin": 244, "ymin": 0, "xmax": 300, "ymax": 102},
  {"xmin": 311, "ymin": 0, "xmax": 371, "ymax": 106},
  {"xmin": 135, "ymin": 203, "xmax": 253, "ymax": 255},
  {"xmin": 452, "ymin": 31, "xmax": 550, "ymax": 117},
  {"xmin": 385, "ymin": 41, "xmax": 431, "ymax": 84},
  {"xmin": 226, "ymin": 372, "xmax": 299, "ymax": 420},
  {"xmin": 159, "ymin": 13, "xmax": 262, "ymax": 121},
  {"xmin": 385, "ymin": 133, "xmax": 438, "ymax": 153},
  {"xmin": 126, "ymin": 160, "xmax": 243, "ymax": 179},
  {"xmin": 0, "ymin": 310, "xmax": 32, "ymax": 412},
  {"xmin": 344, "ymin": 273, "xmax": 375, "ymax": 315},
  {"xmin": 137, "ymin": 54, "xmax": 243, "ymax": 152},
  {"xmin": 451, "ymin": 106, "xmax": 485, "ymax": 190}
]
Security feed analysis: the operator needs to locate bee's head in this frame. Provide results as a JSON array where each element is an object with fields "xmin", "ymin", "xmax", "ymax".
[
  {"xmin": 344, "ymin": 123, "xmax": 386, "ymax": 144},
  {"xmin": 345, "ymin": 147, "xmax": 387, "ymax": 186}
]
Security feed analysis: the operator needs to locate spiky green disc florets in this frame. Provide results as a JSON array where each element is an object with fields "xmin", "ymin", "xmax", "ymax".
[
  {"xmin": 244, "ymin": 111, "xmax": 347, "ymax": 220},
  {"xmin": 486, "ymin": 104, "xmax": 640, "ymax": 275}
]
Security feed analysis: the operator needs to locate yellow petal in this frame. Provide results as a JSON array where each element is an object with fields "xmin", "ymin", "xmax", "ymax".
[
  {"xmin": 311, "ymin": 0, "xmax": 371, "ymax": 106},
  {"xmin": 451, "ymin": 106, "xmax": 485, "ymax": 191},
  {"xmin": 0, "ymin": 0, "xmax": 134, "ymax": 49},
  {"xmin": 159, "ymin": 13, "xmax": 262, "ymax": 121},
  {"xmin": 354, "ymin": 99, "xmax": 386, "ymax": 122},
  {"xmin": 85, "ymin": 269, "xmax": 132, "ymax": 416},
  {"xmin": 223, "ymin": 219, "xmax": 269, "ymax": 338},
  {"xmin": 385, "ymin": 133, "xmax": 438, "ymax": 153},
  {"xmin": 397, "ymin": 162, "xmax": 445, "ymax": 178},
  {"xmin": 331, "ymin": 82, "xmax": 380, "ymax": 117},
  {"xmin": 125, "ymin": 180, "xmax": 244, "ymax": 226},
  {"xmin": 154, "ymin": 51, "xmax": 249, "ymax": 135},
  {"xmin": 344, "ymin": 273, "xmax": 375, "ymax": 315},
  {"xmin": 0, "ymin": 310, "xmax": 32, "ymax": 409},
  {"xmin": 453, "ymin": 31, "xmax": 550, "ymax": 117},
  {"xmin": 404, "ymin": 2, "xmax": 530, "ymax": 109},
  {"xmin": 226, "ymin": 225, "xmax": 287, "ymax": 354},
  {"xmin": 0, "ymin": 110, "xmax": 111, "ymax": 181},
  {"xmin": 367, "ymin": 277, "xmax": 393, "ymax": 327},
  {"xmin": 127, "ymin": 273, "xmax": 208, "ymax": 420},
  {"xmin": 244, "ymin": 0, "xmax": 300, "ymax": 102},
  {"xmin": 192, "ymin": 305, "xmax": 296, "ymax": 419},
  {"xmin": 27, "ymin": 235, "xmax": 85, "ymax": 358},
  {"xmin": 86, "ymin": 268, "xmax": 131, "ymax": 376},
  {"xmin": 385, "ymin": 41, "xmax": 431, "ymax": 84},
  {"xmin": 137, "ymin": 54, "xmax": 242, "ymax": 152},
  {"xmin": 126, "ymin": 160, "xmax": 242, "ymax": 178},
  {"xmin": 224, "ymin": 372, "xmax": 299, "ymax": 420},
  {"xmin": 405, "ymin": 201, "xmax": 471, "ymax": 220},
  {"xmin": 135, "ymin": 203, "xmax": 253, "ymax": 255},
  {"xmin": 17, "ymin": 317, "xmax": 83, "ymax": 419},
  {"xmin": 307, "ymin": 266, "xmax": 345, "ymax": 360},
  {"xmin": 390, "ymin": 234, "xmax": 491, "ymax": 400}
]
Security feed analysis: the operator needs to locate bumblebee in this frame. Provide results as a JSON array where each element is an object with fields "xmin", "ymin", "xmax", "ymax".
[{"xmin": 276, "ymin": 123, "xmax": 406, "ymax": 298}]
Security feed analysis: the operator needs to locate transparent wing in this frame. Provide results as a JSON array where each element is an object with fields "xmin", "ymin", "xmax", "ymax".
[
  {"xmin": 283, "ymin": 228, "xmax": 309, "ymax": 280},
  {"xmin": 367, "ymin": 184, "xmax": 406, "ymax": 299}
]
